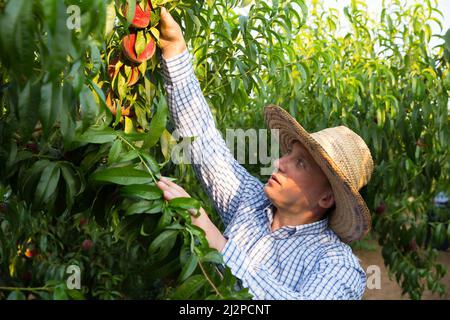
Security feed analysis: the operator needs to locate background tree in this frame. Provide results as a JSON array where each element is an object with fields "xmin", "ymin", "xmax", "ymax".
[{"xmin": 0, "ymin": 0, "xmax": 448, "ymax": 300}]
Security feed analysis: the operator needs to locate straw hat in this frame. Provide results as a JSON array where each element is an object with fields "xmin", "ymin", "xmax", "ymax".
[{"xmin": 264, "ymin": 105, "xmax": 374, "ymax": 243}]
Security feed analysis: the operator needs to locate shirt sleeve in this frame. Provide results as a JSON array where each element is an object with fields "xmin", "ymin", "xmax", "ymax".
[
  {"xmin": 160, "ymin": 50, "xmax": 264, "ymax": 227},
  {"xmin": 221, "ymin": 238, "xmax": 366, "ymax": 300}
]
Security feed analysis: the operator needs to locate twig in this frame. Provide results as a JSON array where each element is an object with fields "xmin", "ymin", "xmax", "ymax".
[
  {"xmin": 198, "ymin": 261, "xmax": 223, "ymax": 299},
  {"xmin": 116, "ymin": 135, "xmax": 157, "ymax": 184},
  {"xmin": 0, "ymin": 286, "xmax": 52, "ymax": 292}
]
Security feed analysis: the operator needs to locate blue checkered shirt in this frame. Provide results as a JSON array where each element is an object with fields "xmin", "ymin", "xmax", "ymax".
[{"xmin": 161, "ymin": 50, "xmax": 366, "ymax": 300}]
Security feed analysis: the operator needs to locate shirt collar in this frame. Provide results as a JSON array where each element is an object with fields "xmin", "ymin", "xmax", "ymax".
[{"xmin": 263, "ymin": 203, "xmax": 329, "ymax": 237}]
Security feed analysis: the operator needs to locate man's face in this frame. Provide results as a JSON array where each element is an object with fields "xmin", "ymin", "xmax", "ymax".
[{"xmin": 263, "ymin": 141, "xmax": 334, "ymax": 215}]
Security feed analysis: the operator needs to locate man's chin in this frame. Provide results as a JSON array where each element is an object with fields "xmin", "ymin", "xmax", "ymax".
[{"xmin": 263, "ymin": 184, "xmax": 274, "ymax": 199}]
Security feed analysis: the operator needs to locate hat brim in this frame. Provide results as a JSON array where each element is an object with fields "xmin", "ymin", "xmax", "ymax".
[{"xmin": 264, "ymin": 104, "xmax": 371, "ymax": 243}]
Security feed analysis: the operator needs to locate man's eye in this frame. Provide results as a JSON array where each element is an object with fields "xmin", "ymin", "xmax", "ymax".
[{"xmin": 296, "ymin": 158, "xmax": 305, "ymax": 168}]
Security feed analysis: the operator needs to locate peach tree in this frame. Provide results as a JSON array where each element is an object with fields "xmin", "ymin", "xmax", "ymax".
[
  {"xmin": 243, "ymin": 0, "xmax": 449, "ymax": 299},
  {"xmin": 0, "ymin": 0, "xmax": 305, "ymax": 299},
  {"xmin": 0, "ymin": 0, "xmax": 448, "ymax": 300}
]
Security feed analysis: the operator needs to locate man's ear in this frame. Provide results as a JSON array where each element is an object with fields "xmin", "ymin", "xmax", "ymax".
[{"xmin": 318, "ymin": 190, "xmax": 335, "ymax": 209}]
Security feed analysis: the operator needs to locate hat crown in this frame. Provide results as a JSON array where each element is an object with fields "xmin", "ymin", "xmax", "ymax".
[{"xmin": 310, "ymin": 126, "xmax": 373, "ymax": 190}]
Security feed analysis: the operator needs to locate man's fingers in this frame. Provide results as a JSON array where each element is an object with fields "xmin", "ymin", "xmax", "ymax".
[
  {"xmin": 156, "ymin": 182, "xmax": 174, "ymax": 199},
  {"xmin": 162, "ymin": 190, "xmax": 172, "ymax": 200},
  {"xmin": 158, "ymin": 6, "xmax": 187, "ymax": 58},
  {"xmin": 156, "ymin": 180, "xmax": 167, "ymax": 188},
  {"xmin": 160, "ymin": 177, "xmax": 184, "ymax": 191},
  {"xmin": 160, "ymin": 6, "xmax": 168, "ymax": 18},
  {"xmin": 160, "ymin": 7, "xmax": 175, "ymax": 27},
  {"xmin": 157, "ymin": 178, "xmax": 189, "ymax": 197},
  {"xmin": 157, "ymin": 179, "xmax": 174, "ymax": 191}
]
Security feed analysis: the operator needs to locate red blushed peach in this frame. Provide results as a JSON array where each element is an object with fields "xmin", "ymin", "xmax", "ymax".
[
  {"xmin": 82, "ymin": 239, "xmax": 93, "ymax": 251},
  {"xmin": 122, "ymin": 0, "xmax": 152, "ymax": 29},
  {"xmin": 122, "ymin": 32, "xmax": 156, "ymax": 64}
]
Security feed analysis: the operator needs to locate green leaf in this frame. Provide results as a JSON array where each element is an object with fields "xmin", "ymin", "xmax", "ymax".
[
  {"xmin": 104, "ymin": 0, "xmax": 117, "ymax": 37},
  {"xmin": 169, "ymin": 197, "xmax": 201, "ymax": 211},
  {"xmin": 60, "ymin": 163, "xmax": 79, "ymax": 210},
  {"xmin": 135, "ymin": 31, "xmax": 147, "ymax": 57},
  {"xmin": 6, "ymin": 150, "xmax": 32, "ymax": 178},
  {"xmin": 201, "ymin": 251, "xmax": 224, "ymax": 264},
  {"xmin": 117, "ymin": 150, "xmax": 141, "ymax": 162},
  {"xmin": 0, "ymin": 0, "xmax": 34, "ymax": 77},
  {"xmin": 60, "ymin": 88, "xmax": 77, "ymax": 146},
  {"xmin": 140, "ymin": 152, "xmax": 160, "ymax": 175},
  {"xmin": 166, "ymin": 223, "xmax": 185, "ymax": 230},
  {"xmin": 68, "ymin": 61, "xmax": 84, "ymax": 95},
  {"xmin": 147, "ymin": 199, "xmax": 164, "ymax": 214},
  {"xmin": 149, "ymin": 229, "xmax": 179, "ymax": 260},
  {"xmin": 125, "ymin": 200, "xmax": 154, "ymax": 215},
  {"xmin": 23, "ymin": 160, "xmax": 51, "ymax": 196},
  {"xmin": 7, "ymin": 290, "xmax": 26, "ymax": 300},
  {"xmin": 145, "ymin": 97, "xmax": 168, "ymax": 148},
  {"xmin": 88, "ymin": 79, "xmax": 108, "ymax": 115},
  {"xmin": 119, "ymin": 131, "xmax": 148, "ymax": 141},
  {"xmin": 6, "ymin": 141, "xmax": 17, "ymax": 169},
  {"xmin": 117, "ymin": 71, "xmax": 128, "ymax": 101},
  {"xmin": 39, "ymin": 234, "xmax": 48, "ymax": 252},
  {"xmin": 447, "ymin": 223, "xmax": 450, "ymax": 241},
  {"xmin": 443, "ymin": 28, "xmax": 450, "ymax": 52},
  {"xmin": 156, "ymin": 207, "xmax": 173, "ymax": 231},
  {"xmin": 108, "ymin": 139, "xmax": 123, "ymax": 164},
  {"xmin": 53, "ymin": 284, "xmax": 69, "ymax": 300},
  {"xmin": 75, "ymin": 126, "xmax": 117, "ymax": 144},
  {"xmin": 178, "ymin": 254, "xmax": 199, "ymax": 282},
  {"xmin": 18, "ymin": 81, "xmax": 39, "ymax": 141},
  {"xmin": 172, "ymin": 275, "xmax": 207, "ymax": 299},
  {"xmin": 160, "ymin": 129, "xmax": 177, "ymax": 162},
  {"xmin": 121, "ymin": 184, "xmax": 163, "ymax": 200},
  {"xmin": 39, "ymin": 81, "xmax": 62, "ymax": 137},
  {"xmin": 136, "ymin": 221, "xmax": 151, "ymax": 237},
  {"xmin": 79, "ymin": 85, "xmax": 99, "ymax": 130},
  {"xmin": 126, "ymin": 0, "xmax": 137, "ymax": 25},
  {"xmin": 89, "ymin": 43, "xmax": 102, "ymax": 76},
  {"xmin": 67, "ymin": 289, "xmax": 85, "ymax": 300},
  {"xmin": 124, "ymin": 116, "xmax": 137, "ymax": 135},
  {"xmin": 91, "ymin": 167, "xmax": 153, "ymax": 185},
  {"xmin": 34, "ymin": 162, "xmax": 61, "ymax": 206},
  {"xmin": 150, "ymin": 27, "xmax": 160, "ymax": 42},
  {"xmin": 42, "ymin": 0, "xmax": 74, "ymax": 76},
  {"xmin": 151, "ymin": 0, "xmax": 172, "ymax": 6}
]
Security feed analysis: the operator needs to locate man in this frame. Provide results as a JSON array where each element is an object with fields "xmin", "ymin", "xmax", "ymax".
[{"xmin": 156, "ymin": 7, "xmax": 374, "ymax": 300}]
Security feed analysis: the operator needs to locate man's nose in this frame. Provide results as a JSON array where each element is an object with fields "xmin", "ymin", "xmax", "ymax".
[
  {"xmin": 273, "ymin": 159, "xmax": 279, "ymax": 171},
  {"xmin": 273, "ymin": 158, "xmax": 283, "ymax": 173}
]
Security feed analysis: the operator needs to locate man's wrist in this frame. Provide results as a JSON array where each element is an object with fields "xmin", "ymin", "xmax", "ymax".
[
  {"xmin": 160, "ymin": 47, "xmax": 192, "ymax": 84},
  {"xmin": 161, "ymin": 43, "xmax": 187, "ymax": 60},
  {"xmin": 213, "ymin": 236, "xmax": 227, "ymax": 252},
  {"xmin": 189, "ymin": 208, "xmax": 226, "ymax": 251}
]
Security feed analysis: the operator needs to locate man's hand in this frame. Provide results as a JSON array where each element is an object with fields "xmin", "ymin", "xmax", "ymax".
[
  {"xmin": 156, "ymin": 177, "xmax": 227, "ymax": 251},
  {"xmin": 156, "ymin": 176, "xmax": 191, "ymax": 200},
  {"xmin": 159, "ymin": 7, "xmax": 187, "ymax": 59}
]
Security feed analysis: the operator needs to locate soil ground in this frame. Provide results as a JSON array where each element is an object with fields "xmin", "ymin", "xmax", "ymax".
[{"xmin": 353, "ymin": 241, "xmax": 450, "ymax": 300}]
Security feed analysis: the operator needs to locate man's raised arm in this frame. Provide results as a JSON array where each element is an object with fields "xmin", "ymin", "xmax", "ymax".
[{"xmin": 158, "ymin": 8, "xmax": 264, "ymax": 227}]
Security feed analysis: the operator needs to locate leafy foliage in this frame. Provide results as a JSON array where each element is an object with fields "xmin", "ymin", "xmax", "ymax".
[
  {"xmin": 0, "ymin": 0, "xmax": 258, "ymax": 300},
  {"xmin": 0, "ymin": 0, "xmax": 448, "ymax": 300}
]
